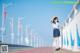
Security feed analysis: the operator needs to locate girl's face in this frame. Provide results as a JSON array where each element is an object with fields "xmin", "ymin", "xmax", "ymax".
[{"xmin": 55, "ymin": 19, "xmax": 58, "ymax": 22}]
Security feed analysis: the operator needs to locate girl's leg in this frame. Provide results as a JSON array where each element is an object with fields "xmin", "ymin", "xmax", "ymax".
[
  {"xmin": 56, "ymin": 37, "xmax": 59, "ymax": 49},
  {"xmin": 52, "ymin": 37, "xmax": 61, "ymax": 51},
  {"xmin": 56, "ymin": 37, "xmax": 61, "ymax": 51},
  {"xmin": 52, "ymin": 38, "xmax": 56, "ymax": 48},
  {"xmin": 52, "ymin": 37, "xmax": 58, "ymax": 48}
]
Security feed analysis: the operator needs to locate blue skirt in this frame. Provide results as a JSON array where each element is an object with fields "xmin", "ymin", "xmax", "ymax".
[{"xmin": 53, "ymin": 28, "xmax": 60, "ymax": 37}]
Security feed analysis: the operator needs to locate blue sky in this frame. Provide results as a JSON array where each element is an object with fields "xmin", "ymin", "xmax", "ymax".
[{"xmin": 0, "ymin": 0, "xmax": 77, "ymax": 46}]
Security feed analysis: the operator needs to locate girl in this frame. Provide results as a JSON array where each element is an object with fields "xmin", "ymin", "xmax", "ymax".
[{"xmin": 51, "ymin": 16, "xmax": 61, "ymax": 51}]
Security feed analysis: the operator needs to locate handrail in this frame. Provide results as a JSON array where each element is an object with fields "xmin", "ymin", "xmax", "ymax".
[{"xmin": 63, "ymin": 0, "xmax": 79, "ymax": 27}]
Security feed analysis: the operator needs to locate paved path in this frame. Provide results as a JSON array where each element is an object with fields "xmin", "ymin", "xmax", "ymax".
[{"xmin": 9, "ymin": 47, "xmax": 80, "ymax": 53}]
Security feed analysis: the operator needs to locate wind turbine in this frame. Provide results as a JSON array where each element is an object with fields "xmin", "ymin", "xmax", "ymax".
[
  {"xmin": 1, "ymin": 4, "xmax": 7, "ymax": 43},
  {"xmin": 1, "ymin": 3, "xmax": 13, "ymax": 43}
]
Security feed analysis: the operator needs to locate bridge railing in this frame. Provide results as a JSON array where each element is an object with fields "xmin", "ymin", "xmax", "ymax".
[{"xmin": 62, "ymin": 0, "xmax": 80, "ymax": 51}]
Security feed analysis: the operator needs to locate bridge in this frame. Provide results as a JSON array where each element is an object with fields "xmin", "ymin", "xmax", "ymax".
[{"xmin": 0, "ymin": 0, "xmax": 80, "ymax": 53}]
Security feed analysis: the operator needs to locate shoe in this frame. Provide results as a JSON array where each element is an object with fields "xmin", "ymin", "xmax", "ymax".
[{"xmin": 56, "ymin": 48, "xmax": 60, "ymax": 51}]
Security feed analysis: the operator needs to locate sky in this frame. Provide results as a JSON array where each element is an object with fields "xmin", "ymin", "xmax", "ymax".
[{"xmin": 0, "ymin": 0, "xmax": 77, "ymax": 47}]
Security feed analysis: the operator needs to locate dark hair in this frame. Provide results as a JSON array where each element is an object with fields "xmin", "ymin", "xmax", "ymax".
[{"xmin": 52, "ymin": 17, "xmax": 59, "ymax": 24}]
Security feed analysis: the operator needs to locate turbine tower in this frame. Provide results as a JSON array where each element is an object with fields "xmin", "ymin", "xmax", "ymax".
[
  {"xmin": 10, "ymin": 18, "xmax": 14, "ymax": 44},
  {"xmin": 18, "ymin": 17, "xmax": 23, "ymax": 45},
  {"xmin": 27, "ymin": 26, "xmax": 32, "ymax": 46},
  {"xmin": 25, "ymin": 25, "xmax": 29, "ymax": 45}
]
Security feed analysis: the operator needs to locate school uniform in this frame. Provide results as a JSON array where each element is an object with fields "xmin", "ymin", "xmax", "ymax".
[
  {"xmin": 52, "ymin": 22, "xmax": 60, "ymax": 37},
  {"xmin": 52, "ymin": 22, "xmax": 61, "ymax": 49}
]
